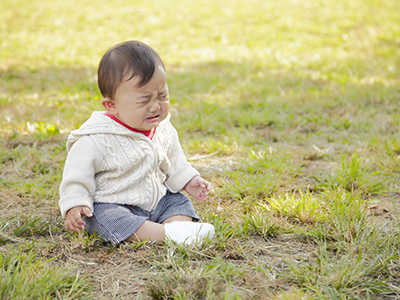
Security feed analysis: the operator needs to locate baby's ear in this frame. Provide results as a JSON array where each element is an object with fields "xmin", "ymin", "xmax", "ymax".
[{"xmin": 101, "ymin": 98, "xmax": 117, "ymax": 113}]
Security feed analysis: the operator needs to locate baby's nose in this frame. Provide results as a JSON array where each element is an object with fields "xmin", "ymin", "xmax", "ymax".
[{"xmin": 149, "ymin": 102, "xmax": 160, "ymax": 112}]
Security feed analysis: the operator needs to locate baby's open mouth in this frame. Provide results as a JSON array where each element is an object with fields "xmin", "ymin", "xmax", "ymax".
[{"xmin": 146, "ymin": 115, "xmax": 160, "ymax": 122}]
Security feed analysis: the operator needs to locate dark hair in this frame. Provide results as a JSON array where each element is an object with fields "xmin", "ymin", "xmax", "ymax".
[{"xmin": 97, "ymin": 40, "xmax": 165, "ymax": 99}]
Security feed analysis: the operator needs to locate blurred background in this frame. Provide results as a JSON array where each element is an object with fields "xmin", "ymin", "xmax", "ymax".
[{"xmin": 1, "ymin": 0, "xmax": 399, "ymax": 142}]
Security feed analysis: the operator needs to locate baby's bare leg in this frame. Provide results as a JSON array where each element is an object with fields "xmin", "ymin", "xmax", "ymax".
[
  {"xmin": 125, "ymin": 216, "xmax": 199, "ymax": 245},
  {"xmin": 125, "ymin": 220, "xmax": 165, "ymax": 243},
  {"xmin": 162, "ymin": 215, "xmax": 192, "ymax": 223}
]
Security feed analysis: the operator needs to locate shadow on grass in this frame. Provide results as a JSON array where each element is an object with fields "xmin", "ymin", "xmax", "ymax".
[{"xmin": 0, "ymin": 59, "xmax": 398, "ymax": 138}]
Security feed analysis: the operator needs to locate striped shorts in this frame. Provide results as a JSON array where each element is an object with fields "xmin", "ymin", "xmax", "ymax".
[{"xmin": 84, "ymin": 190, "xmax": 199, "ymax": 245}]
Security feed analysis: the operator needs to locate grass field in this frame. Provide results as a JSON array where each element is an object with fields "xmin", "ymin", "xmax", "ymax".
[{"xmin": 1, "ymin": 0, "xmax": 400, "ymax": 298}]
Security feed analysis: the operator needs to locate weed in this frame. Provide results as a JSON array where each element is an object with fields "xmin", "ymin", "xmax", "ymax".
[
  {"xmin": 13, "ymin": 216, "xmax": 50, "ymax": 237},
  {"xmin": 66, "ymin": 231, "xmax": 103, "ymax": 252},
  {"xmin": 0, "ymin": 217, "xmax": 21, "ymax": 245},
  {"xmin": 299, "ymin": 189, "xmax": 374, "ymax": 250},
  {"xmin": 266, "ymin": 189, "xmax": 327, "ymax": 224},
  {"xmin": 128, "ymin": 239, "xmax": 153, "ymax": 251},
  {"xmin": 242, "ymin": 210, "xmax": 288, "ymax": 237},
  {"xmin": 316, "ymin": 151, "xmax": 389, "ymax": 196}
]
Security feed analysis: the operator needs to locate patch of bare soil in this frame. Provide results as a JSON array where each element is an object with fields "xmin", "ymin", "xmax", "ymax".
[{"xmin": 367, "ymin": 193, "xmax": 400, "ymax": 231}]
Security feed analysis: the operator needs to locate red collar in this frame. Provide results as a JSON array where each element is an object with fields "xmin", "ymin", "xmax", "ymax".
[{"xmin": 104, "ymin": 112, "xmax": 156, "ymax": 139}]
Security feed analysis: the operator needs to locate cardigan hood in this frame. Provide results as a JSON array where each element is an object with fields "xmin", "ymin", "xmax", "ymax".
[{"xmin": 67, "ymin": 111, "xmax": 171, "ymax": 151}]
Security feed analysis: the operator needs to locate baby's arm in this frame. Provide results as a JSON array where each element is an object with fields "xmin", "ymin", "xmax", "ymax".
[
  {"xmin": 184, "ymin": 176, "xmax": 211, "ymax": 202},
  {"xmin": 163, "ymin": 123, "xmax": 201, "ymax": 191},
  {"xmin": 65, "ymin": 206, "xmax": 93, "ymax": 232},
  {"xmin": 59, "ymin": 136, "xmax": 101, "ymax": 228}
]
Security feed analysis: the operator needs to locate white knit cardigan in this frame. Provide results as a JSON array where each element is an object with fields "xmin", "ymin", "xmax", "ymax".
[{"xmin": 58, "ymin": 112, "xmax": 199, "ymax": 217}]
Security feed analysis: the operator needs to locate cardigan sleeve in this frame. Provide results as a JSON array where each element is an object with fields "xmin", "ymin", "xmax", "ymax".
[
  {"xmin": 163, "ymin": 123, "xmax": 200, "ymax": 192},
  {"xmin": 59, "ymin": 135, "xmax": 102, "ymax": 217}
]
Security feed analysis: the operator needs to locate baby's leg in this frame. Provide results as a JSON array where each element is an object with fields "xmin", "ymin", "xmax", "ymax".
[
  {"xmin": 84, "ymin": 203, "xmax": 205, "ymax": 245},
  {"xmin": 123, "ymin": 191, "xmax": 214, "ymax": 245},
  {"xmin": 126, "ymin": 219, "xmax": 197, "ymax": 245},
  {"xmin": 162, "ymin": 215, "xmax": 193, "ymax": 223},
  {"xmin": 125, "ymin": 220, "xmax": 165, "ymax": 243}
]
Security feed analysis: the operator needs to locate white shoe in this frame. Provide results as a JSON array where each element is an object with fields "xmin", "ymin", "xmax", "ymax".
[
  {"xmin": 164, "ymin": 222, "xmax": 196, "ymax": 245},
  {"xmin": 164, "ymin": 222, "xmax": 215, "ymax": 245},
  {"xmin": 191, "ymin": 222, "xmax": 215, "ymax": 240},
  {"xmin": 170, "ymin": 222, "xmax": 215, "ymax": 240}
]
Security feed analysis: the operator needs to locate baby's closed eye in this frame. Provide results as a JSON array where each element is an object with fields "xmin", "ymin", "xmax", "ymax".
[{"xmin": 158, "ymin": 94, "xmax": 169, "ymax": 100}]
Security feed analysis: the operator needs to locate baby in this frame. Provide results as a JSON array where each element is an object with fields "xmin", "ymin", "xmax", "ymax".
[{"xmin": 59, "ymin": 40, "xmax": 214, "ymax": 245}]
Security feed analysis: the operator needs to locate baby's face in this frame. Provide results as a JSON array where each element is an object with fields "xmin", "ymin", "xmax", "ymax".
[{"xmin": 110, "ymin": 63, "xmax": 170, "ymax": 131}]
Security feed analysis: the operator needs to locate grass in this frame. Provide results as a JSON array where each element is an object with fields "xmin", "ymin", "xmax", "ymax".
[
  {"xmin": 267, "ymin": 189, "xmax": 327, "ymax": 224},
  {"xmin": 1, "ymin": 0, "xmax": 400, "ymax": 298},
  {"xmin": 315, "ymin": 150, "xmax": 389, "ymax": 195},
  {"xmin": 287, "ymin": 243, "xmax": 398, "ymax": 298},
  {"xmin": 145, "ymin": 256, "xmax": 245, "ymax": 299},
  {"xmin": 0, "ymin": 248, "xmax": 92, "ymax": 299}
]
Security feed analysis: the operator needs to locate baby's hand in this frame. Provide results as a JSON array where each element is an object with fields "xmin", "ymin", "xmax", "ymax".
[
  {"xmin": 64, "ymin": 206, "xmax": 93, "ymax": 232},
  {"xmin": 184, "ymin": 176, "xmax": 211, "ymax": 203}
]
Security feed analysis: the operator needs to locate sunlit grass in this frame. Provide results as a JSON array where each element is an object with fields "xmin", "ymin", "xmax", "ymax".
[
  {"xmin": 267, "ymin": 190, "xmax": 327, "ymax": 223},
  {"xmin": 1, "ymin": 0, "xmax": 399, "ymax": 138},
  {"xmin": 242, "ymin": 210, "xmax": 289, "ymax": 237}
]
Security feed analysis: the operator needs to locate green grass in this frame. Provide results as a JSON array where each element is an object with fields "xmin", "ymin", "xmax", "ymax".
[
  {"xmin": 0, "ymin": 248, "xmax": 92, "ymax": 299},
  {"xmin": 287, "ymin": 242, "xmax": 399, "ymax": 298},
  {"xmin": 315, "ymin": 150, "xmax": 389, "ymax": 195},
  {"xmin": 1, "ymin": 0, "xmax": 400, "ymax": 298}
]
